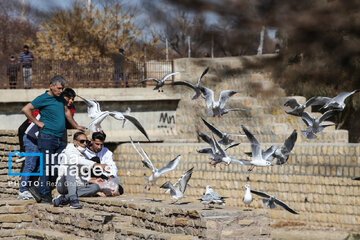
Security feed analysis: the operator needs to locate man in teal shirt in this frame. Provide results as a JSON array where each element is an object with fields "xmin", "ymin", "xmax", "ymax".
[{"xmin": 22, "ymin": 75, "xmax": 85, "ymax": 203}]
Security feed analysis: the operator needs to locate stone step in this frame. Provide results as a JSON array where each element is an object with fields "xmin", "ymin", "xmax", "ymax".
[
  {"xmin": 25, "ymin": 229, "xmax": 92, "ymax": 240},
  {"xmin": 114, "ymin": 224, "xmax": 198, "ymax": 240}
]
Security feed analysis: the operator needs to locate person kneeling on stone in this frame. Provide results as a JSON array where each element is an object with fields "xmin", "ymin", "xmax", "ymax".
[{"xmin": 53, "ymin": 132, "xmax": 109, "ymax": 209}]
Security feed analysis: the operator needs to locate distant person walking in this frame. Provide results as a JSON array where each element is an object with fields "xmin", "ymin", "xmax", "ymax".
[
  {"xmin": 19, "ymin": 45, "xmax": 34, "ymax": 89},
  {"xmin": 113, "ymin": 48, "xmax": 128, "ymax": 88},
  {"xmin": 7, "ymin": 55, "xmax": 19, "ymax": 89}
]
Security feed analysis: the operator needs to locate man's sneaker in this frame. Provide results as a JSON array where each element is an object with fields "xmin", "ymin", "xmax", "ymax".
[
  {"xmin": 28, "ymin": 186, "xmax": 42, "ymax": 203},
  {"xmin": 40, "ymin": 195, "xmax": 53, "ymax": 204},
  {"xmin": 18, "ymin": 191, "xmax": 35, "ymax": 200},
  {"xmin": 69, "ymin": 197, "xmax": 82, "ymax": 209},
  {"xmin": 52, "ymin": 195, "xmax": 68, "ymax": 207}
]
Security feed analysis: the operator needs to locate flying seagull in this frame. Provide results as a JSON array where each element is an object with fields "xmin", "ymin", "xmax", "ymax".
[
  {"xmin": 243, "ymin": 184, "xmax": 253, "ymax": 207},
  {"xmin": 130, "ymin": 137, "xmax": 180, "ymax": 190},
  {"xmin": 245, "ymin": 130, "xmax": 298, "ymax": 165},
  {"xmin": 78, "ymin": 96, "xmax": 150, "ymax": 141},
  {"xmin": 135, "ymin": 72, "xmax": 180, "ymax": 92},
  {"xmin": 317, "ymin": 90, "xmax": 360, "ymax": 110},
  {"xmin": 284, "ymin": 97, "xmax": 329, "ymax": 116},
  {"xmin": 235, "ymin": 125, "xmax": 274, "ymax": 171},
  {"xmin": 202, "ymin": 133, "xmax": 244, "ymax": 168},
  {"xmin": 301, "ymin": 110, "xmax": 339, "ymax": 139},
  {"xmin": 250, "ymin": 189, "xmax": 299, "ymax": 214},
  {"xmin": 200, "ymin": 86, "xmax": 244, "ymax": 117},
  {"xmin": 160, "ymin": 167, "xmax": 194, "ymax": 203},
  {"xmin": 201, "ymin": 118, "xmax": 244, "ymax": 145},
  {"xmin": 199, "ymin": 185, "xmax": 226, "ymax": 208},
  {"xmin": 197, "ymin": 131, "xmax": 240, "ymax": 154},
  {"xmin": 172, "ymin": 67, "xmax": 209, "ymax": 100}
]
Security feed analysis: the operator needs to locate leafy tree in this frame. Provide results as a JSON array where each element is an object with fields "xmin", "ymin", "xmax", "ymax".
[{"xmin": 33, "ymin": 1, "xmax": 140, "ymax": 62}]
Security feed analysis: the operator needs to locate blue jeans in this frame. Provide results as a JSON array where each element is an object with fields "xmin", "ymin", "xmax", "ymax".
[
  {"xmin": 37, "ymin": 132, "xmax": 66, "ymax": 197},
  {"xmin": 19, "ymin": 134, "xmax": 39, "ymax": 192}
]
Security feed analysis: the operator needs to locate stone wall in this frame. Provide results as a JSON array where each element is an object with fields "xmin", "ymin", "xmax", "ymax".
[
  {"xmin": 2, "ymin": 129, "xmax": 359, "ymax": 233},
  {"xmin": 0, "ymin": 197, "xmax": 270, "ymax": 240},
  {"xmin": 113, "ymin": 142, "xmax": 360, "ymax": 231}
]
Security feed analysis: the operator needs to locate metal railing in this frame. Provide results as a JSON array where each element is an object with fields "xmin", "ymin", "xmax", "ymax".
[{"xmin": 0, "ymin": 59, "xmax": 174, "ymax": 89}]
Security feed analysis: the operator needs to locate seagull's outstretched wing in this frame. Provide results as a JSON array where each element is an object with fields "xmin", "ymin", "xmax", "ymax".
[
  {"xmin": 200, "ymin": 86, "xmax": 215, "ymax": 108},
  {"xmin": 242, "ymin": 125, "xmax": 261, "ymax": 160},
  {"xmin": 178, "ymin": 167, "xmax": 194, "ymax": 194},
  {"xmin": 333, "ymin": 90, "xmax": 360, "ymax": 105},
  {"xmin": 202, "ymin": 118, "xmax": 224, "ymax": 139},
  {"xmin": 274, "ymin": 198, "xmax": 299, "ymax": 214},
  {"xmin": 250, "ymin": 189, "xmax": 271, "ymax": 198},
  {"xmin": 212, "ymin": 133, "xmax": 226, "ymax": 157},
  {"xmin": 284, "ymin": 98, "xmax": 300, "ymax": 109},
  {"xmin": 197, "ymin": 67, "xmax": 209, "ymax": 85},
  {"xmin": 319, "ymin": 109, "xmax": 339, "ymax": 123},
  {"xmin": 161, "ymin": 72, "xmax": 180, "ymax": 82},
  {"xmin": 301, "ymin": 111, "xmax": 313, "ymax": 127},
  {"xmin": 172, "ymin": 81, "xmax": 196, "ymax": 89},
  {"xmin": 160, "ymin": 181, "xmax": 176, "ymax": 196},
  {"xmin": 88, "ymin": 111, "xmax": 110, "ymax": 132},
  {"xmin": 123, "ymin": 114, "xmax": 150, "ymax": 141},
  {"xmin": 262, "ymin": 146, "xmax": 277, "ymax": 160},
  {"xmin": 224, "ymin": 143, "xmax": 240, "ymax": 151},
  {"xmin": 158, "ymin": 155, "xmax": 181, "ymax": 175},
  {"xmin": 78, "ymin": 95, "xmax": 102, "ymax": 119},
  {"xmin": 281, "ymin": 130, "xmax": 297, "ymax": 155},
  {"xmin": 306, "ymin": 96, "xmax": 330, "ymax": 107},
  {"xmin": 219, "ymin": 90, "xmax": 238, "ymax": 109},
  {"xmin": 197, "ymin": 131, "xmax": 212, "ymax": 144},
  {"xmin": 129, "ymin": 137, "xmax": 155, "ymax": 171}
]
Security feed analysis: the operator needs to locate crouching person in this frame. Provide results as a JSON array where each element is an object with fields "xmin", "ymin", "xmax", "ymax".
[{"xmin": 53, "ymin": 132, "xmax": 108, "ymax": 209}]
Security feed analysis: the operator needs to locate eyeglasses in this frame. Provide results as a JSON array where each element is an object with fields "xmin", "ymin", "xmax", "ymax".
[{"xmin": 78, "ymin": 139, "xmax": 87, "ymax": 144}]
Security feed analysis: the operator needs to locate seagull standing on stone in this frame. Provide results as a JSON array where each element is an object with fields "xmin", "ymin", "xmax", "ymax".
[
  {"xmin": 301, "ymin": 110, "xmax": 339, "ymax": 139},
  {"xmin": 317, "ymin": 90, "xmax": 360, "ymax": 110},
  {"xmin": 135, "ymin": 72, "xmax": 180, "ymax": 92},
  {"xmin": 235, "ymin": 125, "xmax": 274, "ymax": 171},
  {"xmin": 160, "ymin": 167, "xmax": 194, "ymax": 203},
  {"xmin": 199, "ymin": 185, "xmax": 226, "ymax": 208},
  {"xmin": 200, "ymin": 86, "xmax": 244, "ymax": 117},
  {"xmin": 284, "ymin": 97, "xmax": 329, "ymax": 116},
  {"xmin": 130, "ymin": 137, "xmax": 180, "ymax": 190},
  {"xmin": 250, "ymin": 189, "xmax": 299, "ymax": 214},
  {"xmin": 172, "ymin": 67, "xmax": 209, "ymax": 100},
  {"xmin": 78, "ymin": 96, "xmax": 150, "ymax": 141},
  {"xmin": 201, "ymin": 118, "xmax": 244, "ymax": 145},
  {"xmin": 243, "ymin": 184, "xmax": 253, "ymax": 207}
]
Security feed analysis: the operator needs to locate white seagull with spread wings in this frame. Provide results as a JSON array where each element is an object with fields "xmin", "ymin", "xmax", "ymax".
[
  {"xmin": 317, "ymin": 90, "xmax": 360, "ymax": 110},
  {"xmin": 251, "ymin": 189, "xmax": 299, "ymax": 214},
  {"xmin": 136, "ymin": 72, "xmax": 180, "ymax": 92},
  {"xmin": 130, "ymin": 137, "xmax": 180, "ymax": 190},
  {"xmin": 200, "ymin": 86, "xmax": 244, "ymax": 117},
  {"xmin": 235, "ymin": 125, "xmax": 274, "ymax": 171},
  {"xmin": 78, "ymin": 96, "xmax": 150, "ymax": 141},
  {"xmin": 160, "ymin": 167, "xmax": 193, "ymax": 203},
  {"xmin": 172, "ymin": 67, "xmax": 209, "ymax": 100},
  {"xmin": 301, "ymin": 110, "xmax": 339, "ymax": 139},
  {"xmin": 284, "ymin": 97, "xmax": 329, "ymax": 116}
]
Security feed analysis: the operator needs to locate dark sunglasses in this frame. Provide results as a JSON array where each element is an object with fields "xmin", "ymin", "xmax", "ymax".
[{"xmin": 78, "ymin": 139, "xmax": 87, "ymax": 144}]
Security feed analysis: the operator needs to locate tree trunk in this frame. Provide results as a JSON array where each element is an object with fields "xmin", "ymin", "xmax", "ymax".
[{"xmin": 257, "ymin": 26, "xmax": 265, "ymax": 55}]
